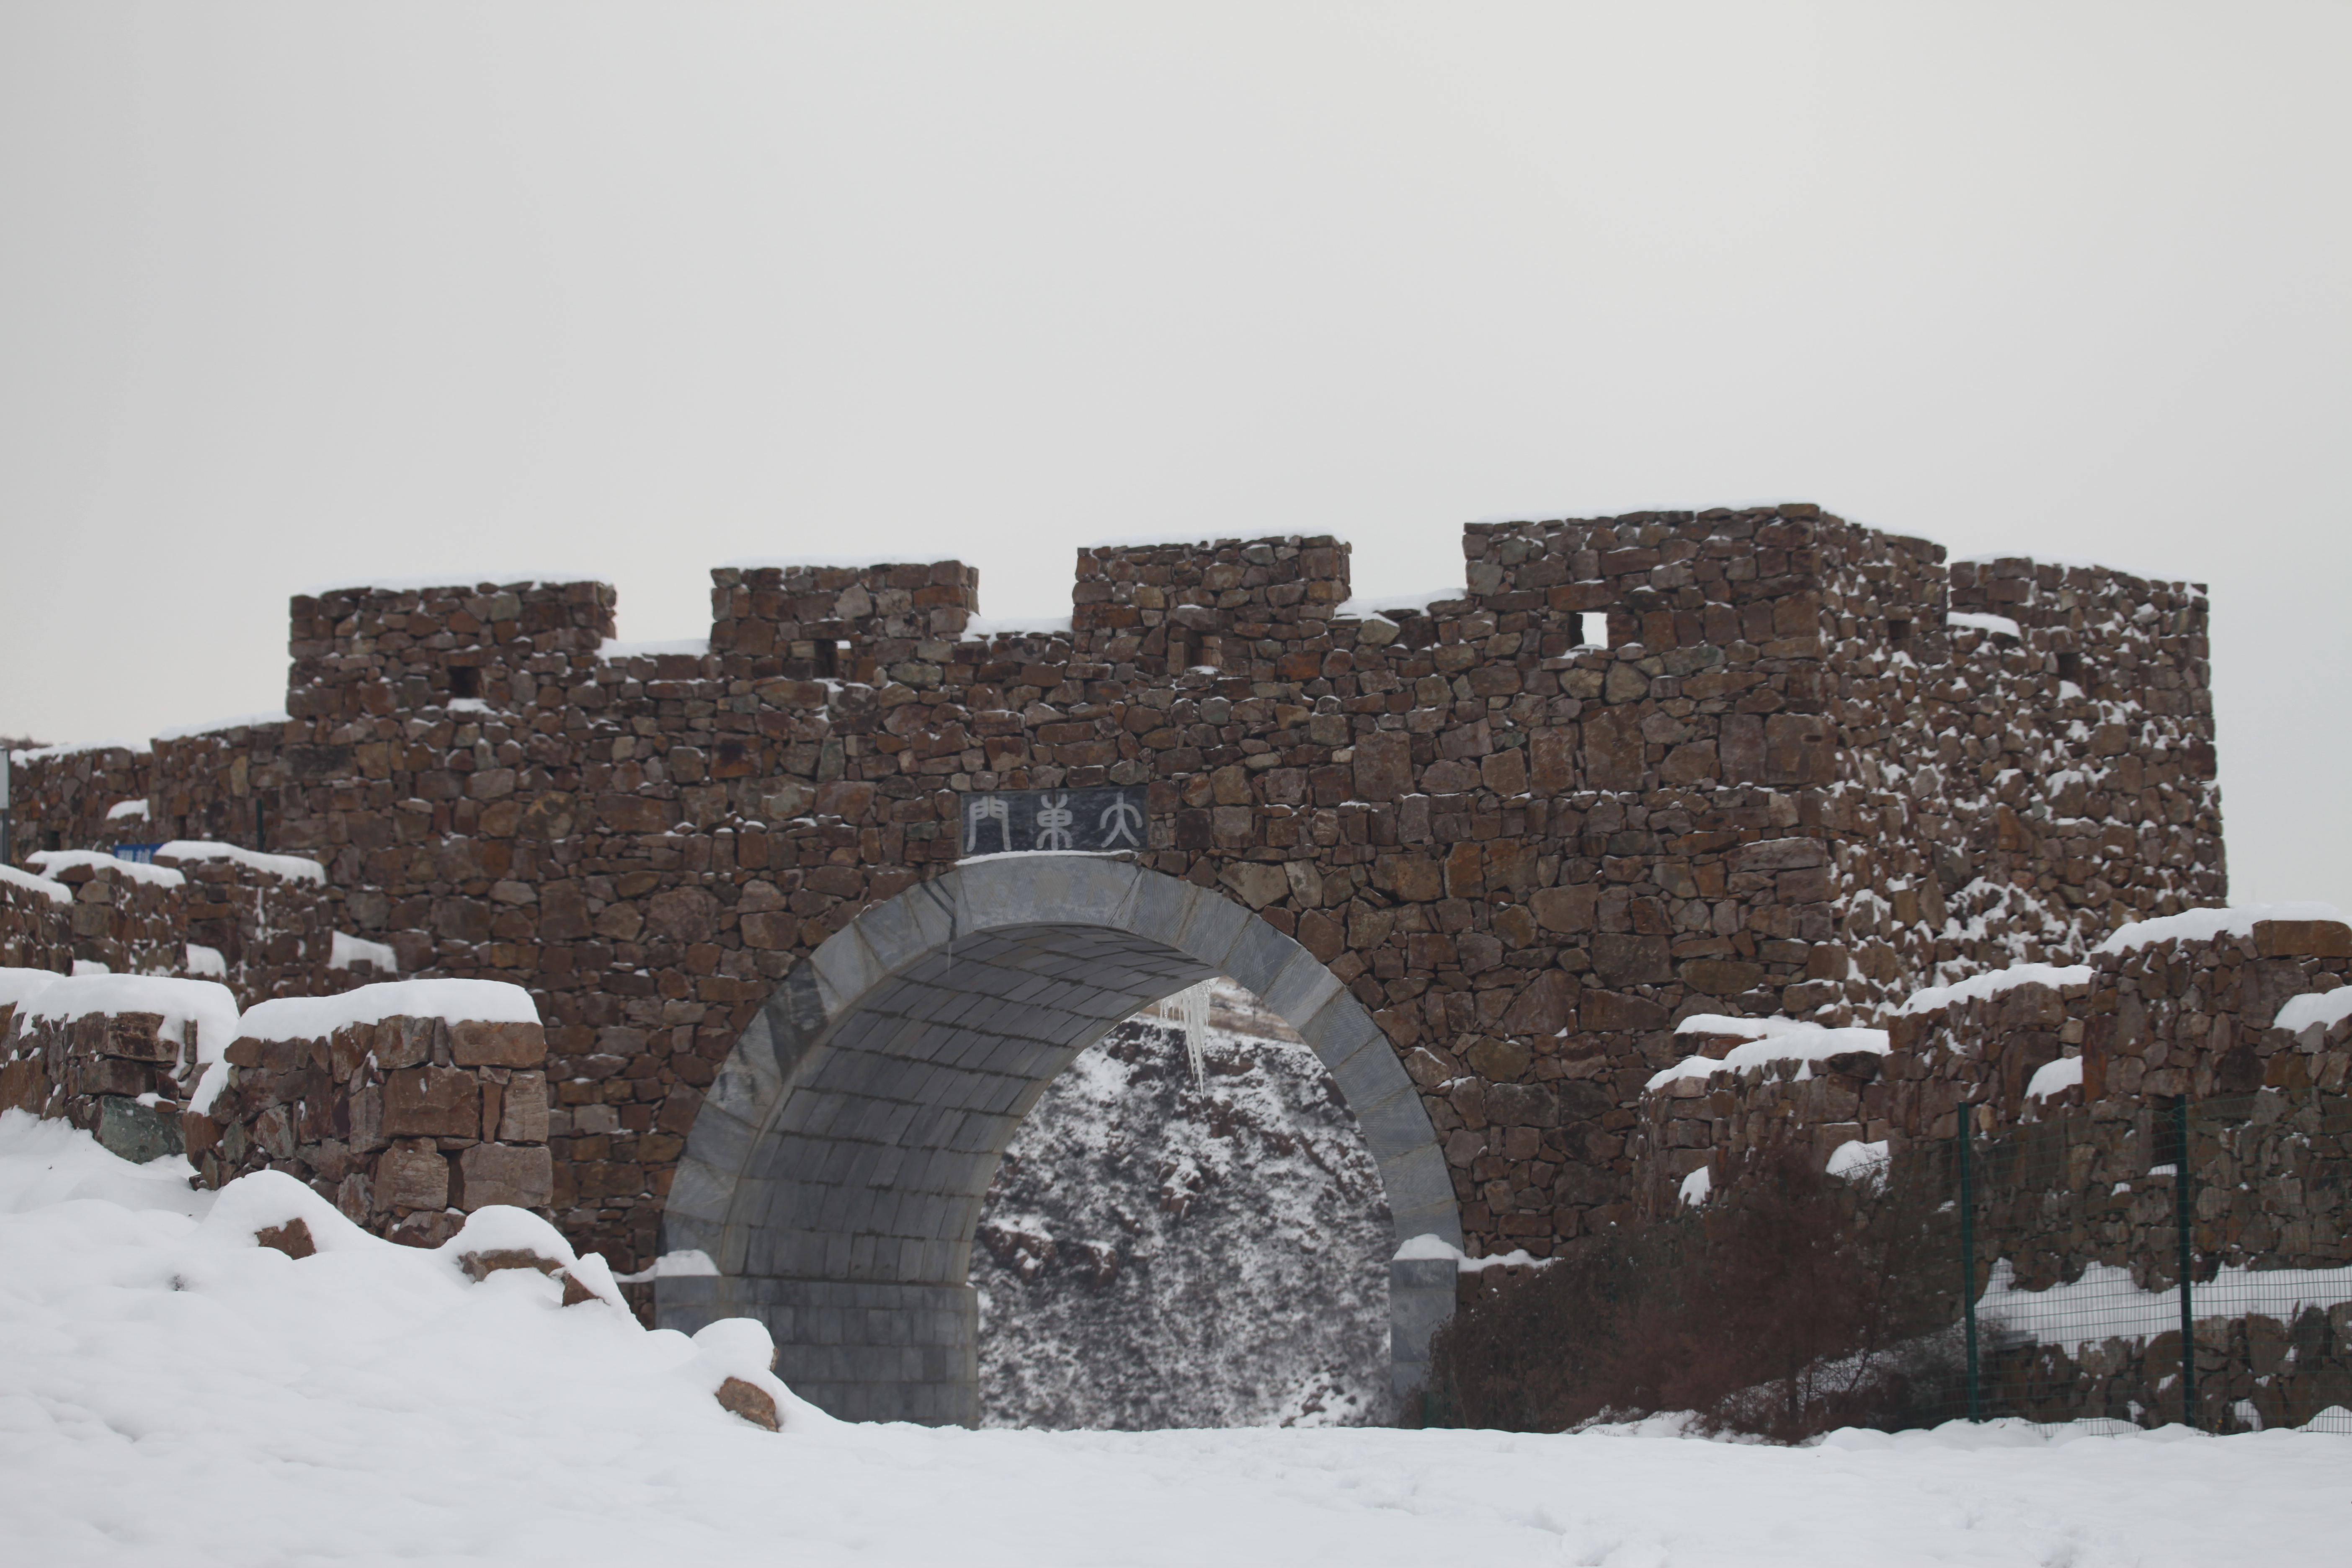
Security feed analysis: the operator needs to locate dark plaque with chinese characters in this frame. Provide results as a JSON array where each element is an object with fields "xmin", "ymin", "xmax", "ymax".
[{"xmin": 959, "ymin": 787, "xmax": 1148, "ymax": 857}]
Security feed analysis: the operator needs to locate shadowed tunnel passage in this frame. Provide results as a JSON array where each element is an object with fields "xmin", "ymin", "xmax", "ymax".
[{"xmin": 658, "ymin": 856, "xmax": 1462, "ymax": 1424}]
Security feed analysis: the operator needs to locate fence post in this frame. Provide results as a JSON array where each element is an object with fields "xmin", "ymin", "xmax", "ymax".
[
  {"xmin": 1958, "ymin": 1103, "xmax": 1981, "ymax": 1422},
  {"xmin": 2174, "ymin": 1095, "xmax": 2196, "ymax": 1430}
]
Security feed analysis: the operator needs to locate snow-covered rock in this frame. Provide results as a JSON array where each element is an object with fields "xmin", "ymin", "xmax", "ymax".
[{"xmin": 972, "ymin": 983, "xmax": 1391, "ymax": 1429}]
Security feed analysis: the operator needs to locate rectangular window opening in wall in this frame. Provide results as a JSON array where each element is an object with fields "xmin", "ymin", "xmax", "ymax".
[
  {"xmin": 817, "ymin": 640, "xmax": 851, "ymax": 678},
  {"xmin": 1888, "ymin": 616, "xmax": 1913, "ymax": 645},
  {"xmin": 1577, "ymin": 611, "xmax": 1610, "ymax": 648},
  {"xmin": 448, "ymin": 665, "xmax": 480, "ymax": 700},
  {"xmin": 2056, "ymin": 651, "xmax": 2083, "ymax": 683}
]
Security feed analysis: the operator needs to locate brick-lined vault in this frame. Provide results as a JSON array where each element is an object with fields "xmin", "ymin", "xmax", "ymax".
[
  {"xmin": 656, "ymin": 856, "xmax": 1457, "ymax": 1422},
  {"xmin": 4, "ymin": 504, "xmax": 2228, "ymax": 1424}
]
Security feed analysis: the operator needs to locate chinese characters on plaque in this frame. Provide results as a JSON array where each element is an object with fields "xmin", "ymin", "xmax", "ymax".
[{"xmin": 960, "ymin": 787, "xmax": 1147, "ymax": 856}]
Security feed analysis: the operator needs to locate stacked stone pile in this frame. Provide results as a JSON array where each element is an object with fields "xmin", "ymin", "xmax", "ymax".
[
  {"xmin": 1632, "ymin": 1023, "xmax": 1904, "ymax": 1220},
  {"xmin": 0, "ymin": 971, "xmax": 239, "ymax": 1163},
  {"xmin": 1635, "ymin": 914, "xmax": 2348, "ymax": 1250},
  {"xmin": 188, "ymin": 980, "xmax": 553, "ymax": 1248},
  {"xmin": 5, "ymin": 742, "xmax": 148, "ymax": 857},
  {"xmin": 154, "ymin": 841, "xmax": 348, "ymax": 1004},
  {"xmin": 0, "ymin": 866, "xmax": 73, "ymax": 973},
  {"xmin": 24, "ymin": 851, "xmax": 188, "ymax": 976},
  {"xmin": 0, "ymin": 840, "xmax": 359, "ymax": 1011}
]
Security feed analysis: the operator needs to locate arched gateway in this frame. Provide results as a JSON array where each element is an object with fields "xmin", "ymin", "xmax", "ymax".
[{"xmin": 655, "ymin": 854, "xmax": 1462, "ymax": 1423}]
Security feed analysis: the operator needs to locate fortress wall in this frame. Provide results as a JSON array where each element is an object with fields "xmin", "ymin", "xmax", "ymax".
[{"xmin": 1, "ymin": 507, "xmax": 2237, "ymax": 1270}]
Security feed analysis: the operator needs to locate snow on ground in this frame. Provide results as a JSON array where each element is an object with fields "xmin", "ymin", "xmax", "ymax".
[{"xmin": 4, "ymin": 1111, "xmax": 2348, "ymax": 1567}]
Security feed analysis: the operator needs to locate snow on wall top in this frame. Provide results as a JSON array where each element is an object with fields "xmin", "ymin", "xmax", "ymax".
[
  {"xmin": 106, "ymin": 800, "xmax": 149, "ymax": 821},
  {"xmin": 717, "ymin": 554, "xmax": 938, "ymax": 572},
  {"xmin": 961, "ymin": 616, "xmax": 1075, "ymax": 639},
  {"xmin": 1946, "ymin": 611, "xmax": 2022, "ymax": 639},
  {"xmin": 151, "ymin": 712, "xmax": 291, "ymax": 743},
  {"xmin": 8, "ymin": 738, "xmax": 141, "ymax": 764},
  {"xmin": 1333, "ymin": 585, "xmax": 1471, "ymax": 621},
  {"xmin": 1647, "ymin": 1016, "xmax": 1893, "ymax": 1091},
  {"xmin": 155, "ymin": 842, "xmax": 328, "ymax": 885},
  {"xmin": 0, "ymin": 966, "xmax": 64, "ymax": 1011},
  {"xmin": 599, "ymin": 637, "xmax": 711, "ymax": 661},
  {"xmin": 2094, "ymin": 903, "xmax": 2347, "ymax": 957},
  {"xmin": 299, "ymin": 571, "xmax": 604, "ymax": 597},
  {"xmin": 1953, "ymin": 549, "xmax": 2194, "ymax": 585},
  {"xmin": 26, "ymin": 851, "xmax": 185, "ymax": 890},
  {"xmin": 0, "ymin": 865, "xmax": 70, "ymax": 905},
  {"xmin": 2275, "ymin": 989, "xmax": 2352, "ymax": 1035},
  {"xmin": 23, "ymin": 974, "xmax": 242, "ymax": 1055},
  {"xmin": 1897, "ymin": 963, "xmax": 2095, "ymax": 1016},
  {"xmin": 235, "ymin": 979, "xmax": 539, "ymax": 1042}
]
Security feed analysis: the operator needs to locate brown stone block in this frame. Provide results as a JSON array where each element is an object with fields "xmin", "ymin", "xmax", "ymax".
[
  {"xmin": 1730, "ymin": 836, "xmax": 1826, "ymax": 873},
  {"xmin": 376, "ymin": 1146, "xmax": 450, "ymax": 1212},
  {"xmin": 1581, "ymin": 988, "xmax": 1669, "ymax": 1032},
  {"xmin": 73, "ymin": 1056, "xmax": 152, "ymax": 1098},
  {"xmin": 1762, "ymin": 714, "xmax": 1836, "ymax": 785},
  {"xmin": 647, "ymin": 887, "xmax": 722, "ymax": 942},
  {"xmin": 1580, "ymin": 708, "xmax": 1643, "ymax": 791},
  {"xmin": 383, "ymin": 1066, "xmax": 482, "ymax": 1137},
  {"xmin": 498, "ymin": 1073, "xmax": 549, "ymax": 1142},
  {"xmin": 1499, "ymin": 972, "xmax": 1579, "ymax": 1036},
  {"xmin": 1529, "ymin": 731, "xmax": 1575, "ymax": 794},
  {"xmin": 596, "ymin": 794, "xmax": 673, "ymax": 833},
  {"xmin": 1351, "ymin": 730, "xmax": 1413, "ymax": 802},
  {"xmin": 1378, "ymin": 853, "xmax": 1443, "ymax": 903},
  {"xmin": 1681, "ymin": 959, "xmax": 1766, "ymax": 996},
  {"xmin": 1591, "ymin": 934, "xmax": 1671, "ymax": 986},
  {"xmin": 717, "ymin": 1376, "xmax": 779, "ymax": 1431},
  {"xmin": 94, "ymin": 1012, "xmax": 176, "ymax": 1063},
  {"xmin": 1444, "ymin": 842, "xmax": 1485, "ymax": 899},
  {"xmin": 1529, "ymin": 883, "xmax": 1597, "ymax": 934},
  {"xmin": 2254, "ymin": 920, "xmax": 2352, "ymax": 959},
  {"xmin": 453, "ymin": 1143, "xmax": 554, "ymax": 1211},
  {"xmin": 451, "ymin": 1019, "xmax": 547, "ymax": 1068},
  {"xmin": 739, "ymin": 910, "xmax": 797, "ymax": 949}
]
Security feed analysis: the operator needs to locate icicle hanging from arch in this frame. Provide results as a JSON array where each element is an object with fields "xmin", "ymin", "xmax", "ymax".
[{"xmin": 1169, "ymin": 979, "xmax": 1212, "ymax": 1087}]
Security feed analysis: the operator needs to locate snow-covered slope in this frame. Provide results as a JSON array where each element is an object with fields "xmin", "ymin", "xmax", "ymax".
[
  {"xmin": 3, "ymin": 1110, "xmax": 2349, "ymax": 1566},
  {"xmin": 972, "ymin": 984, "xmax": 1391, "ymax": 1429}
]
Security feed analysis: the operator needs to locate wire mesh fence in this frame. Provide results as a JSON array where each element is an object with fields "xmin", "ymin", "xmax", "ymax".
[
  {"xmin": 1913, "ymin": 1091, "xmax": 2352, "ymax": 1433},
  {"xmin": 1414, "ymin": 1085, "xmax": 2351, "ymax": 1438}
]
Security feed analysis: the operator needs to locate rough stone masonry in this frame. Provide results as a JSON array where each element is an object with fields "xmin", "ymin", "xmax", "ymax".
[{"xmin": 3, "ymin": 506, "xmax": 2224, "ymax": 1283}]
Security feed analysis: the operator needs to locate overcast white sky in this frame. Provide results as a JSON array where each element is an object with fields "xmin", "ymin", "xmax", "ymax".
[{"xmin": 2, "ymin": 2, "xmax": 2345, "ymax": 909}]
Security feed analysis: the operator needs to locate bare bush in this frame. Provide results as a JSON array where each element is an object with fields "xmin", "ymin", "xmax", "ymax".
[{"xmin": 1416, "ymin": 1145, "xmax": 1965, "ymax": 1440}]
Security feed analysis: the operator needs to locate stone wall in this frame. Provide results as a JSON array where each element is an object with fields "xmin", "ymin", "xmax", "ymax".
[
  {"xmin": 1626, "ymin": 913, "xmax": 2352, "ymax": 1428},
  {"xmin": 0, "ymin": 868, "xmax": 73, "ymax": 974},
  {"xmin": 22, "ymin": 853, "xmax": 188, "ymax": 976},
  {"xmin": 0, "ymin": 968, "xmax": 554, "ymax": 1249},
  {"xmin": 0, "ymin": 972, "xmax": 239, "ymax": 1163},
  {"xmin": 3, "ymin": 507, "xmax": 2231, "ymax": 1275},
  {"xmin": 0, "ymin": 841, "xmax": 364, "ymax": 1008},
  {"xmin": 187, "ymin": 995, "xmax": 553, "ymax": 1248}
]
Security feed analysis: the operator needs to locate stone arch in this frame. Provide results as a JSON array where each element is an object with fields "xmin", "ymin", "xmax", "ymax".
[{"xmin": 658, "ymin": 854, "xmax": 1460, "ymax": 1424}]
